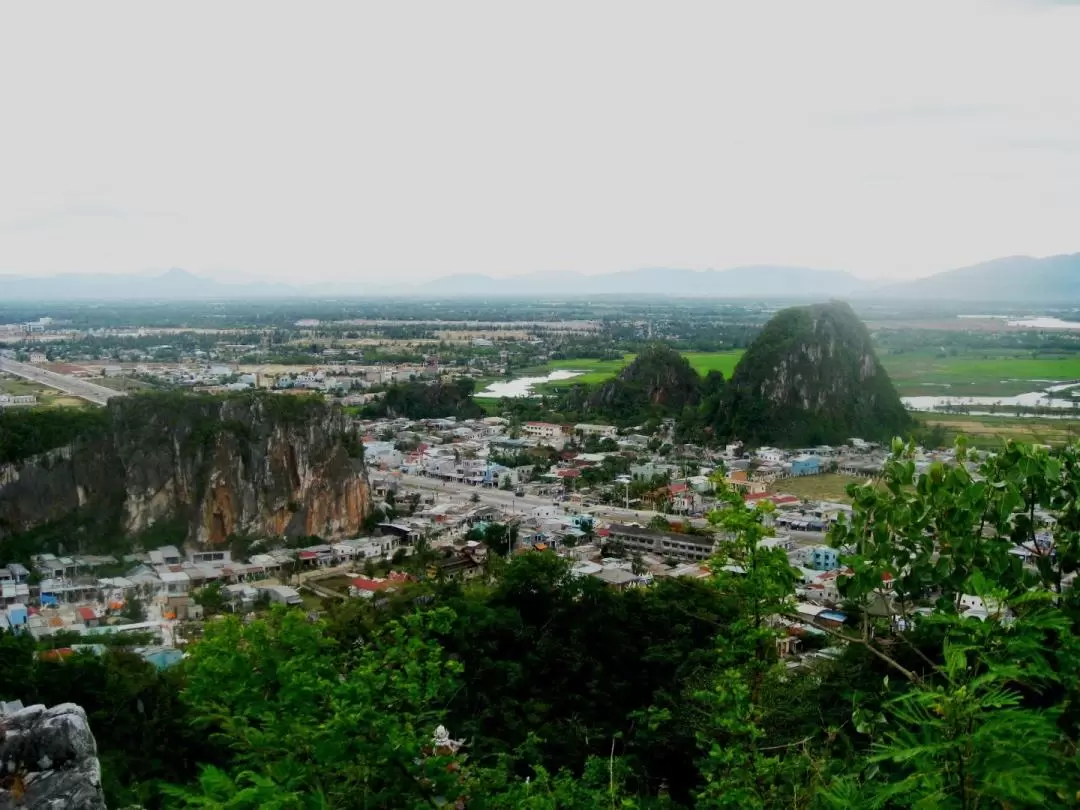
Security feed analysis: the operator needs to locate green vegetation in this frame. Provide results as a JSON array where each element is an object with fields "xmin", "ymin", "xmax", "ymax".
[
  {"xmin": 545, "ymin": 351, "xmax": 744, "ymax": 386},
  {"xmin": 721, "ymin": 302, "xmax": 912, "ymax": 446},
  {"xmin": 767, "ymin": 472, "xmax": 860, "ymax": 503},
  {"xmin": 0, "ymin": 406, "xmax": 110, "ymax": 464},
  {"xmin": 880, "ymin": 351, "xmax": 1080, "ymax": 397},
  {"xmin": 363, "ymin": 377, "xmax": 483, "ymax": 420},
  {"xmin": 4, "ymin": 439, "xmax": 1078, "ymax": 807},
  {"xmin": 918, "ymin": 412, "xmax": 1080, "ymax": 448}
]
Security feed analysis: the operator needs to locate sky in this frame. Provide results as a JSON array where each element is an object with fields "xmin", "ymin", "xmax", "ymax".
[{"xmin": 1, "ymin": 0, "xmax": 1079, "ymax": 285}]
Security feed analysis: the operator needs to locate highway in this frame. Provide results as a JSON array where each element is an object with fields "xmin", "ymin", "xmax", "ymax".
[{"xmin": 0, "ymin": 357, "xmax": 125, "ymax": 406}]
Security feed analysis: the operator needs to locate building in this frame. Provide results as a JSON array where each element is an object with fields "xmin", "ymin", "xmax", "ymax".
[
  {"xmin": 574, "ymin": 423, "xmax": 617, "ymax": 439},
  {"xmin": 523, "ymin": 422, "xmax": 564, "ymax": 443},
  {"xmin": 808, "ymin": 546, "xmax": 840, "ymax": 571},
  {"xmin": 605, "ymin": 523, "xmax": 716, "ymax": 563},
  {"xmin": 790, "ymin": 454, "xmax": 822, "ymax": 477},
  {"xmin": 262, "ymin": 585, "xmax": 303, "ymax": 606}
]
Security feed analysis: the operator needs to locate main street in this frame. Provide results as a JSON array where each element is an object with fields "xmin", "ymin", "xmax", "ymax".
[
  {"xmin": 395, "ymin": 473, "xmax": 831, "ymax": 547},
  {"xmin": 0, "ymin": 356, "xmax": 125, "ymax": 406}
]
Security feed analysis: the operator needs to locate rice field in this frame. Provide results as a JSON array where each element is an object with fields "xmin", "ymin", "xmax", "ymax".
[
  {"xmin": 878, "ymin": 352, "xmax": 1080, "ymax": 397},
  {"xmin": 546, "ymin": 351, "xmax": 744, "ymax": 384}
]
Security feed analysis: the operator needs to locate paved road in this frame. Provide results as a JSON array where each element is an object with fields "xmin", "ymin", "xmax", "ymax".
[
  {"xmin": 396, "ymin": 474, "xmax": 832, "ymax": 548},
  {"xmin": 0, "ymin": 356, "xmax": 125, "ymax": 406},
  {"xmin": 397, "ymin": 473, "xmax": 662, "ymax": 522}
]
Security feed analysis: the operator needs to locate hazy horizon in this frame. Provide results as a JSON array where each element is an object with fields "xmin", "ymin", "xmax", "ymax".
[{"xmin": 2, "ymin": 1, "xmax": 1079, "ymax": 285}]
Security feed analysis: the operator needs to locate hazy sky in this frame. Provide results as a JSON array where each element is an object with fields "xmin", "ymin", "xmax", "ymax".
[{"xmin": 2, "ymin": 1, "xmax": 1079, "ymax": 284}]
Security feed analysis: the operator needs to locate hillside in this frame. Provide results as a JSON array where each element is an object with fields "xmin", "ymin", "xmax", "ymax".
[
  {"xmin": 719, "ymin": 301, "xmax": 912, "ymax": 446},
  {"xmin": 586, "ymin": 345, "xmax": 702, "ymax": 422},
  {"xmin": 0, "ymin": 392, "xmax": 370, "ymax": 558},
  {"xmin": 871, "ymin": 252, "xmax": 1080, "ymax": 302}
]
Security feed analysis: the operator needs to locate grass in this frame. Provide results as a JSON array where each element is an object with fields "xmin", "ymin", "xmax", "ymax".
[
  {"xmin": 0, "ymin": 378, "xmax": 89, "ymax": 409},
  {"xmin": 879, "ymin": 352, "xmax": 1080, "ymax": 397},
  {"xmin": 768, "ymin": 473, "xmax": 864, "ymax": 504},
  {"xmin": 918, "ymin": 413, "xmax": 1080, "ymax": 448},
  {"xmin": 544, "ymin": 351, "xmax": 744, "ymax": 386}
]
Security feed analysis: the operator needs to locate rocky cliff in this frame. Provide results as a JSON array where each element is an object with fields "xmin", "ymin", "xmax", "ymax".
[
  {"xmin": 0, "ymin": 392, "xmax": 371, "ymax": 550},
  {"xmin": 719, "ymin": 301, "xmax": 911, "ymax": 446},
  {"xmin": 585, "ymin": 345, "xmax": 702, "ymax": 422},
  {"xmin": 0, "ymin": 703, "xmax": 106, "ymax": 810}
]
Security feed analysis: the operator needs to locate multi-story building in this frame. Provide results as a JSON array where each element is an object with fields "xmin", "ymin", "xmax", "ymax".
[
  {"xmin": 523, "ymin": 422, "xmax": 564, "ymax": 442},
  {"xmin": 604, "ymin": 523, "xmax": 717, "ymax": 563}
]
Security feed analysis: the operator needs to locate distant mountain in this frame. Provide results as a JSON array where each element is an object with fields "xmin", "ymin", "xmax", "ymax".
[
  {"xmin": 0, "ymin": 265, "xmax": 868, "ymax": 301},
  {"xmin": 718, "ymin": 301, "xmax": 912, "ymax": 446},
  {"xmin": 415, "ymin": 266, "xmax": 869, "ymax": 298},
  {"xmin": 0, "ymin": 268, "xmax": 297, "ymax": 300},
  {"xmin": 870, "ymin": 253, "xmax": 1080, "ymax": 302}
]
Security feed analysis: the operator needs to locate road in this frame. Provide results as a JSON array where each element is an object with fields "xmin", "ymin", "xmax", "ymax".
[
  {"xmin": 397, "ymin": 473, "xmax": 662, "ymax": 522},
  {"xmin": 0, "ymin": 356, "xmax": 125, "ymax": 406},
  {"xmin": 396, "ymin": 474, "xmax": 832, "ymax": 547}
]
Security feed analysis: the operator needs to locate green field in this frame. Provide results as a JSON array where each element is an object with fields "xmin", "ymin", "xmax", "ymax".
[
  {"xmin": 918, "ymin": 412, "xmax": 1080, "ymax": 448},
  {"xmin": 768, "ymin": 473, "xmax": 862, "ymax": 504},
  {"xmin": 879, "ymin": 352, "xmax": 1080, "ymax": 397},
  {"xmin": 546, "ymin": 351, "xmax": 744, "ymax": 386}
]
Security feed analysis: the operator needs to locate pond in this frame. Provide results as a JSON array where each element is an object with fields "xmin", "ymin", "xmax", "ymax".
[{"xmin": 475, "ymin": 370, "xmax": 582, "ymax": 398}]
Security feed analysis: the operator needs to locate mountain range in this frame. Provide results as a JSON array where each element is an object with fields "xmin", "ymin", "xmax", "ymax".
[{"xmin": 2, "ymin": 253, "xmax": 1078, "ymax": 302}]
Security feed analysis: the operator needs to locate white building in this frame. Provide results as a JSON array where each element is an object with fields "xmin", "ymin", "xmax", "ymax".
[
  {"xmin": 524, "ymin": 422, "xmax": 564, "ymax": 442},
  {"xmin": 574, "ymin": 423, "xmax": 618, "ymax": 439}
]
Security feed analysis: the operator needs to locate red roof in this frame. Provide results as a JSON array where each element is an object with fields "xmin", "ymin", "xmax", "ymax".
[
  {"xmin": 298, "ymin": 551, "xmax": 319, "ymax": 560},
  {"xmin": 669, "ymin": 483, "xmax": 689, "ymax": 494},
  {"xmin": 771, "ymin": 495, "xmax": 801, "ymax": 506},
  {"xmin": 351, "ymin": 577, "xmax": 396, "ymax": 592},
  {"xmin": 40, "ymin": 648, "xmax": 75, "ymax": 661},
  {"xmin": 78, "ymin": 607, "xmax": 96, "ymax": 621},
  {"xmin": 557, "ymin": 468, "xmax": 581, "ymax": 478},
  {"xmin": 597, "ymin": 528, "xmax": 611, "ymax": 538}
]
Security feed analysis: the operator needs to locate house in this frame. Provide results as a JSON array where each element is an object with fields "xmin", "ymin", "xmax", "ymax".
[
  {"xmin": 188, "ymin": 549, "xmax": 231, "ymax": 567},
  {"xmin": 149, "ymin": 546, "xmax": 183, "ymax": 566},
  {"xmin": 592, "ymin": 567, "xmax": 641, "ymax": 591},
  {"xmin": 223, "ymin": 584, "xmax": 259, "ymax": 611},
  {"xmin": 159, "ymin": 571, "xmax": 191, "ymax": 595},
  {"xmin": 808, "ymin": 546, "xmax": 840, "ymax": 571},
  {"xmin": 430, "ymin": 553, "xmax": 483, "ymax": 582},
  {"xmin": 261, "ymin": 585, "xmax": 303, "ymax": 606},
  {"xmin": 523, "ymin": 422, "xmax": 565, "ymax": 446},
  {"xmin": 77, "ymin": 606, "xmax": 100, "ymax": 628},
  {"xmin": 790, "ymin": 454, "xmax": 821, "ymax": 477},
  {"xmin": 574, "ymin": 423, "xmax": 617, "ymax": 439},
  {"xmin": 757, "ymin": 447, "xmax": 785, "ymax": 464}
]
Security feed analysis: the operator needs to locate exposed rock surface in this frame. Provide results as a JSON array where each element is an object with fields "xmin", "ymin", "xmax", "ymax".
[
  {"xmin": 0, "ymin": 703, "xmax": 106, "ymax": 810},
  {"xmin": 720, "ymin": 301, "xmax": 911, "ymax": 446},
  {"xmin": 586, "ymin": 345, "xmax": 702, "ymax": 417},
  {"xmin": 0, "ymin": 393, "xmax": 371, "ymax": 548}
]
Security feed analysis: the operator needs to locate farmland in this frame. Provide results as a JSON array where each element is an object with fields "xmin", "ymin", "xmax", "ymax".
[
  {"xmin": 546, "ymin": 351, "xmax": 744, "ymax": 385},
  {"xmin": 918, "ymin": 412, "xmax": 1080, "ymax": 448},
  {"xmin": 877, "ymin": 351, "xmax": 1080, "ymax": 397}
]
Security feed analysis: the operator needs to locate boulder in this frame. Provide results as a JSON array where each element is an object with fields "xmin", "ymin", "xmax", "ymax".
[{"xmin": 0, "ymin": 703, "xmax": 106, "ymax": 810}]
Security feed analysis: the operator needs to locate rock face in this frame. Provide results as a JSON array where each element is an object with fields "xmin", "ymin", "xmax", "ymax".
[
  {"xmin": 0, "ymin": 393, "xmax": 371, "ymax": 548},
  {"xmin": 586, "ymin": 345, "xmax": 702, "ymax": 419},
  {"xmin": 720, "ymin": 301, "xmax": 911, "ymax": 446},
  {"xmin": 0, "ymin": 703, "xmax": 106, "ymax": 810}
]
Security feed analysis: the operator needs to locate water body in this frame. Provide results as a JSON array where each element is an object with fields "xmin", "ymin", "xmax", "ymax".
[
  {"xmin": 476, "ymin": 370, "xmax": 582, "ymax": 398},
  {"xmin": 904, "ymin": 381, "xmax": 1080, "ymax": 413},
  {"xmin": 956, "ymin": 314, "xmax": 1080, "ymax": 330}
]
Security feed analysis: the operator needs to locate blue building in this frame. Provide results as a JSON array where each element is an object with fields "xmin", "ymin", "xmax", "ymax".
[
  {"xmin": 790, "ymin": 454, "xmax": 822, "ymax": 477},
  {"xmin": 809, "ymin": 546, "xmax": 840, "ymax": 571}
]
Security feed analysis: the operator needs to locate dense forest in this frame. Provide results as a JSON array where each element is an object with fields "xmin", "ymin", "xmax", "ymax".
[
  {"xmin": 4, "ymin": 438, "xmax": 1080, "ymax": 807},
  {"xmin": 364, "ymin": 377, "xmax": 484, "ymax": 420}
]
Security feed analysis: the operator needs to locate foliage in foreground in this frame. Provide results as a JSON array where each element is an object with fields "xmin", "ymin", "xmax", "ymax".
[{"xmin": 9, "ymin": 438, "xmax": 1080, "ymax": 808}]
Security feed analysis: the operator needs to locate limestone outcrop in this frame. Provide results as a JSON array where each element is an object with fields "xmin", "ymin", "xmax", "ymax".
[
  {"xmin": 0, "ymin": 392, "xmax": 371, "ymax": 549},
  {"xmin": 0, "ymin": 703, "xmax": 106, "ymax": 810}
]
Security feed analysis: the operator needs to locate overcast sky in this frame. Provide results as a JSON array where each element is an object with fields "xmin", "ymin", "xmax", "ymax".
[{"xmin": 1, "ymin": 1, "xmax": 1078, "ymax": 284}]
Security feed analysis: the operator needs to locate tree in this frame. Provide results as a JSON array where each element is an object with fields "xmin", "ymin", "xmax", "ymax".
[
  {"xmin": 192, "ymin": 581, "xmax": 227, "ymax": 616},
  {"xmin": 122, "ymin": 594, "xmax": 146, "ymax": 622}
]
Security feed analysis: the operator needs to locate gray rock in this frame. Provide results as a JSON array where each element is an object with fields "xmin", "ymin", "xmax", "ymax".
[{"xmin": 0, "ymin": 703, "xmax": 106, "ymax": 810}]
